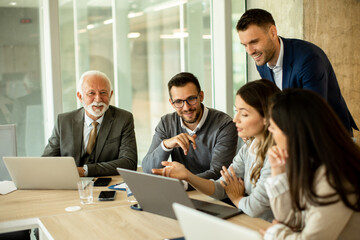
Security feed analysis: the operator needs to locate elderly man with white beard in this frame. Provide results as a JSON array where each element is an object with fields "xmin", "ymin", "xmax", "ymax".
[{"xmin": 42, "ymin": 70, "xmax": 137, "ymax": 177}]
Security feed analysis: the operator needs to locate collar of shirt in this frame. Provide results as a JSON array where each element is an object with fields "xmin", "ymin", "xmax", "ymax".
[
  {"xmin": 180, "ymin": 105, "xmax": 209, "ymax": 135},
  {"xmin": 84, "ymin": 112, "xmax": 104, "ymax": 127},
  {"xmin": 267, "ymin": 37, "xmax": 284, "ymax": 73}
]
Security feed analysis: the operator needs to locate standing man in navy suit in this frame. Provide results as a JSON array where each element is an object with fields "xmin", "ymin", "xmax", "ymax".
[{"xmin": 236, "ymin": 8, "xmax": 358, "ymax": 135}]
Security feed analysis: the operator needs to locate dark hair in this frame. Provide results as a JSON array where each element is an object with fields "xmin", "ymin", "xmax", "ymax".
[
  {"xmin": 270, "ymin": 89, "xmax": 360, "ymax": 211},
  {"xmin": 168, "ymin": 72, "xmax": 201, "ymax": 98},
  {"xmin": 236, "ymin": 8, "xmax": 275, "ymax": 32},
  {"xmin": 237, "ymin": 79, "xmax": 281, "ymax": 186}
]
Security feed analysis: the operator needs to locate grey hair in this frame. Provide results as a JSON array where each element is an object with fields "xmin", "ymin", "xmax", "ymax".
[{"xmin": 77, "ymin": 70, "xmax": 113, "ymax": 94}]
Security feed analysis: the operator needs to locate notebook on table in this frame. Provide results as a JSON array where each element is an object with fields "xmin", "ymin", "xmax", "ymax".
[
  {"xmin": 3, "ymin": 157, "xmax": 80, "ymax": 190},
  {"xmin": 173, "ymin": 203, "xmax": 263, "ymax": 240},
  {"xmin": 117, "ymin": 168, "xmax": 241, "ymax": 219}
]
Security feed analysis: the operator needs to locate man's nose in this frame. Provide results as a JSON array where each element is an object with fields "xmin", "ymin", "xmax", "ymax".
[
  {"xmin": 246, "ymin": 45, "xmax": 255, "ymax": 55},
  {"xmin": 94, "ymin": 93, "xmax": 102, "ymax": 101},
  {"xmin": 183, "ymin": 100, "xmax": 191, "ymax": 110}
]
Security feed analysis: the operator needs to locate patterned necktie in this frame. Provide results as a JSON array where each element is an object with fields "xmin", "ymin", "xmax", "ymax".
[{"xmin": 86, "ymin": 122, "xmax": 99, "ymax": 154}]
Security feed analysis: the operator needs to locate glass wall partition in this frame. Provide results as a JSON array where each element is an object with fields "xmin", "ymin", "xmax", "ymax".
[
  {"xmin": 0, "ymin": 0, "xmax": 246, "ymax": 161},
  {"xmin": 0, "ymin": 1, "xmax": 45, "ymax": 156},
  {"xmin": 231, "ymin": 0, "xmax": 246, "ymax": 99},
  {"xmin": 59, "ymin": 0, "xmax": 212, "ymax": 163}
]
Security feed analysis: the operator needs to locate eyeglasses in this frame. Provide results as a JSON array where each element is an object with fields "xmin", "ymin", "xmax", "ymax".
[{"xmin": 172, "ymin": 95, "xmax": 199, "ymax": 108}]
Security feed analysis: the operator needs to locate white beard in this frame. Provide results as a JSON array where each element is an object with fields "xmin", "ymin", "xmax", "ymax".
[{"xmin": 83, "ymin": 101, "xmax": 109, "ymax": 118}]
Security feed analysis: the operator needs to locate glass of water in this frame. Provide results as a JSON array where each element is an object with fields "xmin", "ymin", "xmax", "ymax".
[
  {"xmin": 126, "ymin": 186, "xmax": 137, "ymax": 204},
  {"xmin": 77, "ymin": 180, "xmax": 94, "ymax": 204}
]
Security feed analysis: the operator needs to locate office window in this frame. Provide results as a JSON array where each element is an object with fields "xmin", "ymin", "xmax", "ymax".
[
  {"xmin": 0, "ymin": 1, "xmax": 245, "ymax": 160},
  {"xmin": 0, "ymin": 2, "xmax": 45, "ymax": 156},
  {"xmin": 59, "ymin": 0, "xmax": 212, "ymax": 163},
  {"xmin": 232, "ymin": 0, "xmax": 246, "ymax": 98},
  {"xmin": 59, "ymin": 0, "xmax": 114, "ymax": 112}
]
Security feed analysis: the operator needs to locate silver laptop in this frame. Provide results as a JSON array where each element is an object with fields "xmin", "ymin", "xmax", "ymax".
[
  {"xmin": 117, "ymin": 168, "xmax": 241, "ymax": 219},
  {"xmin": 4, "ymin": 157, "xmax": 80, "ymax": 189},
  {"xmin": 173, "ymin": 203, "xmax": 262, "ymax": 240}
]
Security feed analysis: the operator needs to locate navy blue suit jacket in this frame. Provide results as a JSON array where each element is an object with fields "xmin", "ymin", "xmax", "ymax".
[{"xmin": 257, "ymin": 37, "xmax": 358, "ymax": 133}]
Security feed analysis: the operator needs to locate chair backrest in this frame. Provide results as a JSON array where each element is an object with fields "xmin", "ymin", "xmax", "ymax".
[{"xmin": 0, "ymin": 124, "xmax": 17, "ymax": 181}]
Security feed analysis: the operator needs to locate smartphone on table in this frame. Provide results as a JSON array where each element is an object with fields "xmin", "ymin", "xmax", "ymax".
[
  {"xmin": 93, "ymin": 177, "xmax": 112, "ymax": 186},
  {"xmin": 98, "ymin": 191, "xmax": 116, "ymax": 201}
]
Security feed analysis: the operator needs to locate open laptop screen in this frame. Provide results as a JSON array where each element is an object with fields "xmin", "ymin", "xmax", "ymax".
[{"xmin": 173, "ymin": 203, "xmax": 262, "ymax": 240}]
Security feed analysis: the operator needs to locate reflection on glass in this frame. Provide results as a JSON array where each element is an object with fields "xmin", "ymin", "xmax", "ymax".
[
  {"xmin": 232, "ymin": 0, "xmax": 246, "ymax": 99},
  {"xmin": 59, "ymin": 0, "xmax": 212, "ymax": 164},
  {"xmin": 0, "ymin": 2, "xmax": 44, "ymax": 156},
  {"xmin": 231, "ymin": 1, "xmax": 246, "ymax": 150}
]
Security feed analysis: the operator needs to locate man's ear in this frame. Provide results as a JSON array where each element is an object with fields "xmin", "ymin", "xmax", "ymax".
[
  {"xmin": 109, "ymin": 90, "xmax": 114, "ymax": 99},
  {"xmin": 199, "ymin": 91, "xmax": 204, "ymax": 102},
  {"xmin": 269, "ymin": 25, "xmax": 277, "ymax": 39},
  {"xmin": 77, "ymin": 92, "xmax": 82, "ymax": 102},
  {"xmin": 169, "ymin": 98, "xmax": 174, "ymax": 107}
]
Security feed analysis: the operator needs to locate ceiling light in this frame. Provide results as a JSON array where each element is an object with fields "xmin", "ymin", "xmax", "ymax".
[
  {"xmin": 153, "ymin": 0, "xmax": 187, "ymax": 11},
  {"xmin": 128, "ymin": 12, "xmax": 144, "ymax": 18},
  {"xmin": 103, "ymin": 19, "xmax": 113, "ymax": 25},
  {"xmin": 160, "ymin": 32, "xmax": 188, "ymax": 39},
  {"xmin": 128, "ymin": 32, "xmax": 141, "ymax": 39}
]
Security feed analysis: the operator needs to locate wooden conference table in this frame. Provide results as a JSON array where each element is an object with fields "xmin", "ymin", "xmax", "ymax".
[{"xmin": 0, "ymin": 175, "xmax": 270, "ymax": 239}]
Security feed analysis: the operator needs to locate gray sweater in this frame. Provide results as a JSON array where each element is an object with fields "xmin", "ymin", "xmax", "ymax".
[
  {"xmin": 142, "ymin": 107, "xmax": 238, "ymax": 180},
  {"xmin": 211, "ymin": 141, "xmax": 274, "ymax": 222}
]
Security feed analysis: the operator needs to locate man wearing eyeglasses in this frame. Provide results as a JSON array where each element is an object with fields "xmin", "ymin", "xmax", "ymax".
[
  {"xmin": 43, "ymin": 70, "xmax": 137, "ymax": 177},
  {"xmin": 142, "ymin": 72, "xmax": 238, "ymax": 188}
]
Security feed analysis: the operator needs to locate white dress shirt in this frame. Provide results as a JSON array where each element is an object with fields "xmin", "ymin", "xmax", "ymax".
[{"xmin": 267, "ymin": 37, "xmax": 284, "ymax": 90}]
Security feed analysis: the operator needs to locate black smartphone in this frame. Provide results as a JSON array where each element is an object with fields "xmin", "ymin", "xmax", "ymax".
[
  {"xmin": 98, "ymin": 191, "xmax": 116, "ymax": 201},
  {"xmin": 93, "ymin": 177, "xmax": 112, "ymax": 186}
]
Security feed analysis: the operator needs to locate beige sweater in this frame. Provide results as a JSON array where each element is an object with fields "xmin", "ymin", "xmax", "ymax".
[{"xmin": 264, "ymin": 166, "xmax": 360, "ymax": 240}]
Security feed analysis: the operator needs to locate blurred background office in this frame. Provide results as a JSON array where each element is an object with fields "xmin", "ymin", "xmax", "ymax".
[{"xmin": 0, "ymin": 0, "xmax": 359, "ymax": 164}]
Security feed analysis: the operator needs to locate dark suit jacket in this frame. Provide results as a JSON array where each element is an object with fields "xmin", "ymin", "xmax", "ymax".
[
  {"xmin": 42, "ymin": 106, "xmax": 137, "ymax": 176},
  {"xmin": 257, "ymin": 37, "xmax": 358, "ymax": 134}
]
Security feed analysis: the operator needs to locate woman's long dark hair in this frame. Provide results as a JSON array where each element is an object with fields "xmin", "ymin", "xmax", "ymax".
[
  {"xmin": 270, "ymin": 89, "xmax": 360, "ymax": 211},
  {"xmin": 237, "ymin": 79, "xmax": 280, "ymax": 186}
]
